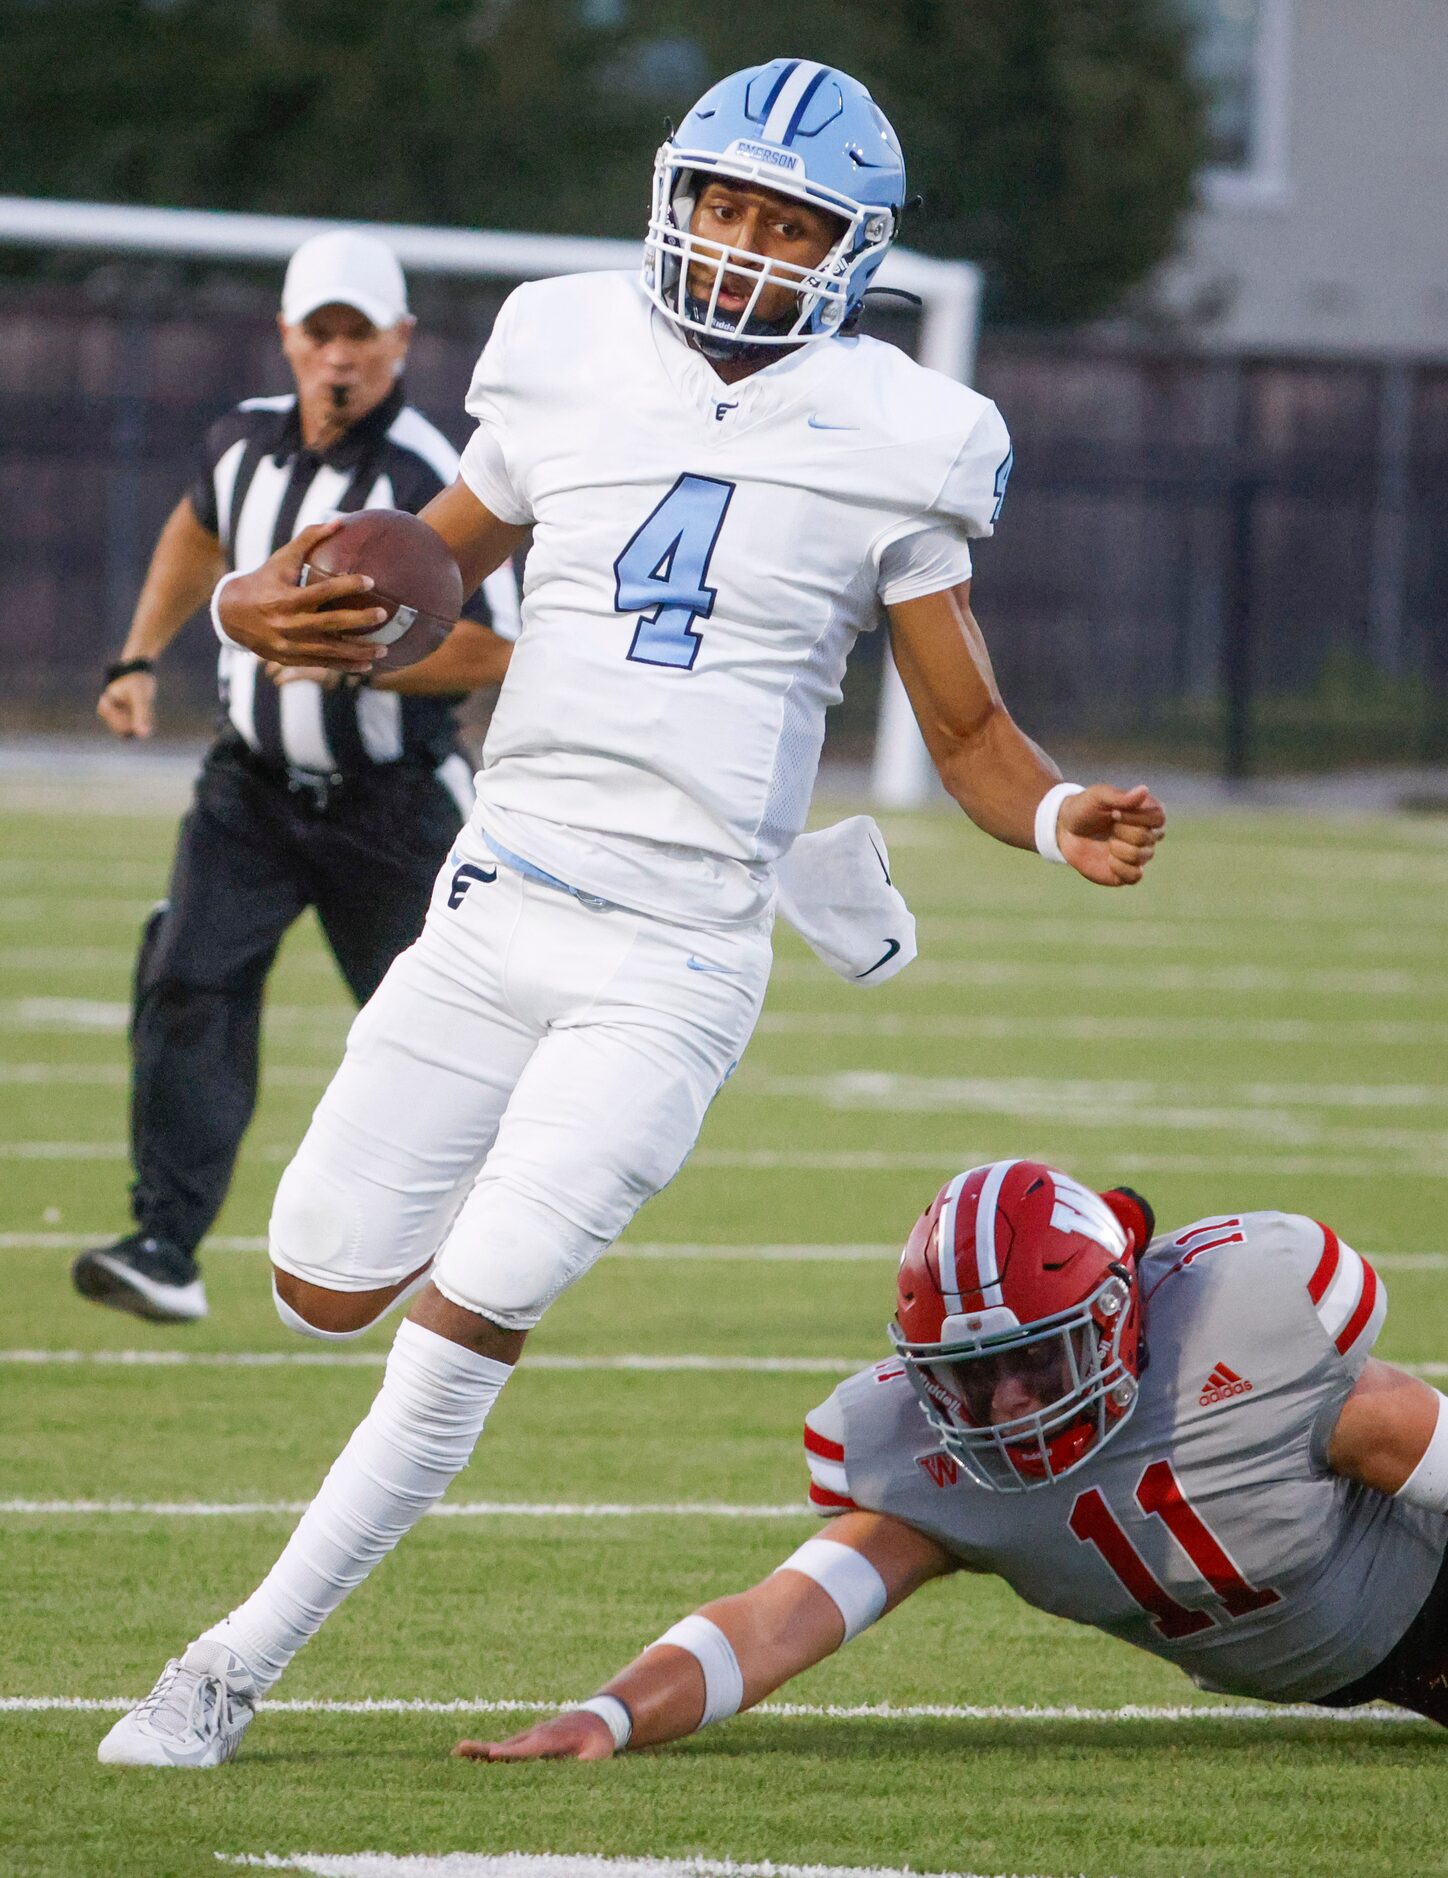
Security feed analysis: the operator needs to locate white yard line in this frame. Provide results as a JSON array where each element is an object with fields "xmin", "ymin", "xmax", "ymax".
[
  {"xmin": 6, "ymin": 1142, "xmax": 1442, "ymax": 1177},
  {"xmin": 692, "ymin": 1148, "xmax": 1448, "ymax": 1179},
  {"xmin": 0, "ymin": 1062, "xmax": 326, "ymax": 1088},
  {"xmin": 0, "ymin": 998, "xmax": 346, "ymax": 1035},
  {"xmin": 0, "ymin": 1235, "xmax": 896, "ymax": 1260},
  {"xmin": 9, "ymin": 1000, "xmax": 1448, "ymax": 1048},
  {"xmin": 766, "ymin": 958, "xmax": 1441, "ymax": 997},
  {"xmin": 0, "ymin": 1692, "xmax": 1423, "ymax": 1727},
  {"xmin": 5, "ymin": 1348, "xmax": 1447, "ymax": 1375},
  {"xmin": 218, "ymin": 1856, "xmax": 1064, "ymax": 1878},
  {"xmin": 752, "ymin": 1070, "xmax": 1448, "ymax": 1115},
  {"xmin": 1, "ymin": 1236, "xmax": 1443, "ymax": 1268},
  {"xmin": 756, "ymin": 1011, "xmax": 1448, "ymax": 1045},
  {"xmin": 0, "ymin": 1499, "xmax": 805, "ymax": 1518},
  {"xmin": 0, "ymin": 1350, "xmax": 866, "ymax": 1374}
]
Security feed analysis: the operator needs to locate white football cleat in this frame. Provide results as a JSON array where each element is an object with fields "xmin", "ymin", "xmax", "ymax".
[{"xmin": 97, "ymin": 1639, "xmax": 257, "ymax": 1768}]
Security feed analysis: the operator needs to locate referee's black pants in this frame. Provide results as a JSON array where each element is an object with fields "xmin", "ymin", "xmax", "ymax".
[{"xmin": 127, "ymin": 735, "xmax": 465, "ymax": 1258}]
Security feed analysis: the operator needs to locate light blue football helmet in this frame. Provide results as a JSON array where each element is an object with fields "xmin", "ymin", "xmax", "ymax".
[{"xmin": 643, "ymin": 57, "xmax": 907, "ymax": 350}]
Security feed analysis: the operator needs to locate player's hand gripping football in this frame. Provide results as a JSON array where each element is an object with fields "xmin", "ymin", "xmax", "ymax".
[
  {"xmin": 454, "ymin": 1710, "xmax": 617, "ymax": 1763},
  {"xmin": 1056, "ymin": 783, "xmax": 1165, "ymax": 887},
  {"xmin": 215, "ymin": 520, "xmax": 389, "ymax": 672}
]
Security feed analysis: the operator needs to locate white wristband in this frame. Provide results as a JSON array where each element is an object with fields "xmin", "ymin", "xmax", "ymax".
[
  {"xmin": 575, "ymin": 1694, "xmax": 632, "ymax": 1751},
  {"xmin": 1034, "ymin": 781, "xmax": 1085, "ymax": 864},
  {"xmin": 653, "ymin": 1613, "xmax": 743, "ymax": 1726},
  {"xmin": 1395, "ymin": 1389, "xmax": 1448, "ymax": 1512},
  {"xmin": 774, "ymin": 1537, "xmax": 888, "ymax": 1642},
  {"xmin": 210, "ymin": 569, "xmax": 248, "ymax": 649}
]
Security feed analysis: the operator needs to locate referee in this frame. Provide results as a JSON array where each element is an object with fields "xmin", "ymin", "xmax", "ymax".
[{"xmin": 73, "ymin": 230, "xmax": 520, "ymax": 1325}]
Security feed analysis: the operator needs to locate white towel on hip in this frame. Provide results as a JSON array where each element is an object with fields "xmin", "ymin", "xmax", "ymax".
[{"xmin": 774, "ymin": 815, "xmax": 917, "ymax": 987}]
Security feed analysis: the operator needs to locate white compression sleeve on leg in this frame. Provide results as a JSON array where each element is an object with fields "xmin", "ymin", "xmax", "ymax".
[
  {"xmin": 1396, "ymin": 1390, "xmax": 1448, "ymax": 1512},
  {"xmin": 202, "ymin": 1319, "xmax": 509, "ymax": 1691},
  {"xmin": 653, "ymin": 1613, "xmax": 744, "ymax": 1726},
  {"xmin": 773, "ymin": 1537, "xmax": 888, "ymax": 1642}
]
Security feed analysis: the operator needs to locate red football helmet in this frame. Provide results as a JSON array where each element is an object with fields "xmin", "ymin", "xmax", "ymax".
[{"xmin": 888, "ymin": 1160, "xmax": 1154, "ymax": 1492}]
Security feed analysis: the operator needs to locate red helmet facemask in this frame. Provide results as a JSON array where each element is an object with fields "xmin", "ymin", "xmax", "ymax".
[{"xmin": 888, "ymin": 1161, "xmax": 1152, "ymax": 1492}]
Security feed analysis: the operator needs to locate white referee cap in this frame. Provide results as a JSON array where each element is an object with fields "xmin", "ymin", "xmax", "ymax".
[{"xmin": 281, "ymin": 230, "xmax": 409, "ymax": 331}]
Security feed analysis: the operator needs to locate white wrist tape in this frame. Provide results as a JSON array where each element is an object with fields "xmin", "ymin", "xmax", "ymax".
[
  {"xmin": 774, "ymin": 1537, "xmax": 888, "ymax": 1642},
  {"xmin": 210, "ymin": 569, "xmax": 248, "ymax": 649},
  {"xmin": 653, "ymin": 1613, "xmax": 743, "ymax": 1726},
  {"xmin": 1395, "ymin": 1389, "xmax": 1448, "ymax": 1512},
  {"xmin": 1034, "ymin": 782, "xmax": 1085, "ymax": 865},
  {"xmin": 575, "ymin": 1694, "xmax": 632, "ymax": 1751}
]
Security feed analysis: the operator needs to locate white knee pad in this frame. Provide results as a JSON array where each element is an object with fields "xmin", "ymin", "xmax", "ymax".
[
  {"xmin": 270, "ymin": 1152, "xmax": 364, "ymax": 1288},
  {"xmin": 432, "ymin": 1181, "xmax": 610, "ymax": 1331}
]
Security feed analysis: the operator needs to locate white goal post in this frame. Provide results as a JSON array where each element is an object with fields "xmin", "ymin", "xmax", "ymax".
[{"xmin": 0, "ymin": 195, "xmax": 981, "ymax": 808}]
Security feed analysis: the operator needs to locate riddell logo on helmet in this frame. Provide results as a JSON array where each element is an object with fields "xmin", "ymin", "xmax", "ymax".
[{"xmin": 1199, "ymin": 1362, "xmax": 1253, "ymax": 1406}]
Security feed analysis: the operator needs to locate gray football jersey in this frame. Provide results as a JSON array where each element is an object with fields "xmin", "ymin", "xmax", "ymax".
[{"xmin": 805, "ymin": 1211, "xmax": 1444, "ymax": 1702}]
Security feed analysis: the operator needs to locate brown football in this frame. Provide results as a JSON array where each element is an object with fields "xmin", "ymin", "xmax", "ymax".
[{"xmin": 301, "ymin": 509, "xmax": 464, "ymax": 671}]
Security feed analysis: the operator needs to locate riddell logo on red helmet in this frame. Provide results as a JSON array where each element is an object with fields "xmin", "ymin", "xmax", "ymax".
[{"xmin": 1199, "ymin": 1362, "xmax": 1253, "ymax": 1406}]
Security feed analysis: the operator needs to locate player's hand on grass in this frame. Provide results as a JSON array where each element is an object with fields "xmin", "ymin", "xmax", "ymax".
[
  {"xmin": 97, "ymin": 670, "xmax": 157, "ymax": 739},
  {"xmin": 1058, "ymin": 783, "xmax": 1165, "ymax": 887},
  {"xmin": 453, "ymin": 1711, "xmax": 618, "ymax": 1763},
  {"xmin": 217, "ymin": 521, "xmax": 389, "ymax": 671}
]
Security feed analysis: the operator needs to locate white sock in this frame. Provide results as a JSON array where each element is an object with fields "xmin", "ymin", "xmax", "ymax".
[{"xmin": 202, "ymin": 1318, "xmax": 509, "ymax": 1692}]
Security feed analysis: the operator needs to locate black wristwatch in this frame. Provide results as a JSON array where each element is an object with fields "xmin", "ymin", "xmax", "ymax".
[{"xmin": 104, "ymin": 657, "xmax": 155, "ymax": 684}]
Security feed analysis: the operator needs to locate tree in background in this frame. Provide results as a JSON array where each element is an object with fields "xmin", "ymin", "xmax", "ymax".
[{"xmin": 0, "ymin": 0, "xmax": 1203, "ymax": 326}]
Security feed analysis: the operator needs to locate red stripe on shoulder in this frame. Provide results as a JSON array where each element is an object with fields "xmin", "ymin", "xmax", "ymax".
[
  {"xmin": 1335, "ymin": 1257, "xmax": 1379, "ymax": 1355},
  {"xmin": 1307, "ymin": 1223, "xmax": 1341, "ymax": 1304},
  {"xmin": 804, "ymin": 1423, "xmax": 845, "ymax": 1463},
  {"xmin": 808, "ymin": 1482, "xmax": 858, "ymax": 1511}
]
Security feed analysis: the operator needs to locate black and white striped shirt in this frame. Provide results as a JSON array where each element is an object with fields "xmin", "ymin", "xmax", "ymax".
[{"xmin": 188, "ymin": 382, "xmax": 520, "ymax": 785}]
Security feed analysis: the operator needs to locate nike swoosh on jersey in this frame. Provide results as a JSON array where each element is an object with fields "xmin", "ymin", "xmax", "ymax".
[
  {"xmin": 807, "ymin": 416, "xmax": 858, "ymax": 431},
  {"xmin": 856, "ymin": 938, "xmax": 902, "ymax": 978},
  {"xmin": 686, "ymin": 955, "xmax": 739, "ymax": 975}
]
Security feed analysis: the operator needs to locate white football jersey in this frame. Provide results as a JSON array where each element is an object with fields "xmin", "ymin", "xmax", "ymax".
[
  {"xmin": 458, "ymin": 272, "xmax": 1011, "ymax": 925},
  {"xmin": 805, "ymin": 1212, "xmax": 1443, "ymax": 1703}
]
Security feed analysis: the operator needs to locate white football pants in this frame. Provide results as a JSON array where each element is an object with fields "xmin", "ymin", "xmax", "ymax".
[{"xmin": 269, "ymin": 842, "xmax": 771, "ymax": 1328}]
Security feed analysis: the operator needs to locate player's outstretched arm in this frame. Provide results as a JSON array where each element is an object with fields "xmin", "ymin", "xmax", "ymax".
[
  {"xmin": 886, "ymin": 582, "xmax": 1165, "ymax": 887},
  {"xmin": 1328, "ymin": 1358, "xmax": 1448, "ymax": 1499},
  {"xmin": 456, "ymin": 1513, "xmax": 950, "ymax": 1763}
]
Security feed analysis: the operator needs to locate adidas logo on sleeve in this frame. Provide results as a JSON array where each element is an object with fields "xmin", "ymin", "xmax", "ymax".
[{"xmin": 1199, "ymin": 1362, "xmax": 1253, "ymax": 1407}]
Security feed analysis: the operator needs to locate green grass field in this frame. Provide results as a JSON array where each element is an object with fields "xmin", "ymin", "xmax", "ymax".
[{"xmin": 3, "ymin": 769, "xmax": 1447, "ymax": 1878}]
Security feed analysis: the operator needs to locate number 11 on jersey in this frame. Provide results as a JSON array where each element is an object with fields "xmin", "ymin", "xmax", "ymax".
[{"xmin": 613, "ymin": 473, "xmax": 736, "ymax": 670}]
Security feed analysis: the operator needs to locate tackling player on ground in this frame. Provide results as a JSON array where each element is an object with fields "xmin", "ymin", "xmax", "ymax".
[
  {"xmin": 100, "ymin": 59, "xmax": 1164, "ymax": 1768},
  {"xmin": 466, "ymin": 1162, "xmax": 1448, "ymax": 1761}
]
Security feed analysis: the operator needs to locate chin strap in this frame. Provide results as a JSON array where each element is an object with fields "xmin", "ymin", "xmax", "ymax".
[{"xmin": 682, "ymin": 297, "xmax": 799, "ymax": 363}]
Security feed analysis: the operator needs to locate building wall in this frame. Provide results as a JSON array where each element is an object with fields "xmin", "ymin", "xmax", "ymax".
[{"xmin": 1153, "ymin": 0, "xmax": 1448, "ymax": 357}]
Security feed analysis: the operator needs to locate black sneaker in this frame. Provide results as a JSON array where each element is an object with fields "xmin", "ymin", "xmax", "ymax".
[{"xmin": 71, "ymin": 1233, "xmax": 208, "ymax": 1323}]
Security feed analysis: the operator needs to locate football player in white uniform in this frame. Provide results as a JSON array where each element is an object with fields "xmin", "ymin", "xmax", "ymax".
[
  {"xmin": 465, "ymin": 1163, "xmax": 1448, "ymax": 1762},
  {"xmin": 99, "ymin": 61, "xmax": 1165, "ymax": 1768}
]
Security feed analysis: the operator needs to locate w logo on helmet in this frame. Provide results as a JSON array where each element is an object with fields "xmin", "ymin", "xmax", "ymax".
[{"xmin": 917, "ymin": 1451, "xmax": 959, "ymax": 1489}]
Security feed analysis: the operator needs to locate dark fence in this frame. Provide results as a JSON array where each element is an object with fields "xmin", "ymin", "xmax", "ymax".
[{"xmin": 2, "ymin": 267, "xmax": 1445, "ymax": 773}]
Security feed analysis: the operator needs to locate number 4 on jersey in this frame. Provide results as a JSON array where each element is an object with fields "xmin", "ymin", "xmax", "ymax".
[{"xmin": 614, "ymin": 473, "xmax": 735, "ymax": 670}]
